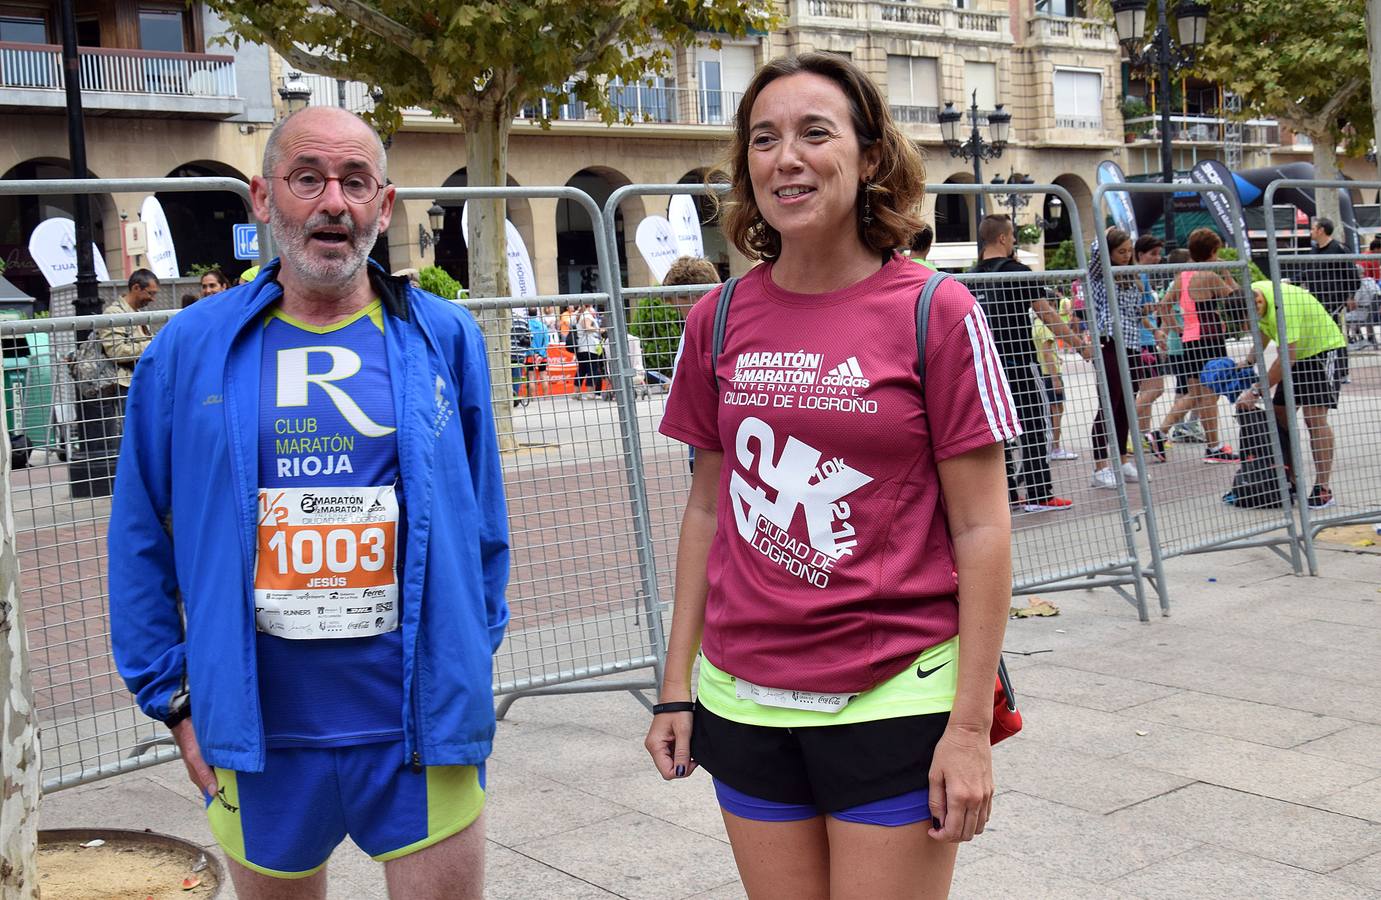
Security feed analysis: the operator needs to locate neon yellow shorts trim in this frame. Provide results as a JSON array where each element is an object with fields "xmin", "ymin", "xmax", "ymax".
[
  {"xmin": 205, "ymin": 741, "xmax": 485, "ymax": 878},
  {"xmin": 697, "ymin": 637, "xmax": 959, "ymax": 727}
]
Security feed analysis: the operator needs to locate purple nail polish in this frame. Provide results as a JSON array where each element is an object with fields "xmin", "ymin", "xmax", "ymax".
[{"xmin": 675, "ymin": 764, "xmax": 686, "ymax": 777}]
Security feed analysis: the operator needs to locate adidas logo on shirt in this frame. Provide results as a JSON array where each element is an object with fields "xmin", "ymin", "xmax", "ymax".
[{"xmin": 821, "ymin": 356, "xmax": 871, "ymax": 389}]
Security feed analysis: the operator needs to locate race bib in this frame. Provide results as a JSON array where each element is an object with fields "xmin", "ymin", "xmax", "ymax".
[
  {"xmin": 254, "ymin": 485, "xmax": 399, "ymax": 640},
  {"xmin": 734, "ymin": 678, "xmax": 857, "ymax": 714}
]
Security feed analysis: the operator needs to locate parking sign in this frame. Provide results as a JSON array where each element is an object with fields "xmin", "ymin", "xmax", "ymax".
[{"xmin": 233, "ymin": 223, "xmax": 260, "ymax": 261}]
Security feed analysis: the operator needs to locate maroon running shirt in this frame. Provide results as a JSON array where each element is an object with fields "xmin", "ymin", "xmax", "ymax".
[{"xmin": 660, "ymin": 253, "xmax": 1018, "ymax": 693}]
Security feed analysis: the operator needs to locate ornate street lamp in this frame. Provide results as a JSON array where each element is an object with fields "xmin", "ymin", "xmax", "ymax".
[
  {"xmin": 1112, "ymin": 0, "xmax": 1210, "ymax": 250},
  {"xmin": 940, "ymin": 90, "xmax": 1013, "ymax": 235}
]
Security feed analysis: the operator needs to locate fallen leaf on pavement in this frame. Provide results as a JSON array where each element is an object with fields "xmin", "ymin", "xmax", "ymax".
[{"xmin": 1011, "ymin": 598, "xmax": 1060, "ymax": 618}]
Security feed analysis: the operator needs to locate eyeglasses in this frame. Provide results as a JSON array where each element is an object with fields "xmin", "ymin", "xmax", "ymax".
[{"xmin": 278, "ymin": 167, "xmax": 382, "ymax": 204}]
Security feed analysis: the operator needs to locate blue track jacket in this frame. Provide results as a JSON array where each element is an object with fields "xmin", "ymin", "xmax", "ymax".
[{"xmin": 109, "ymin": 262, "xmax": 509, "ymax": 773}]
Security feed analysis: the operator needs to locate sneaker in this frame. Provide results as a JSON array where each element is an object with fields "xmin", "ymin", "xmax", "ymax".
[
  {"xmin": 1145, "ymin": 429, "xmax": 1167, "ymax": 463},
  {"xmin": 1169, "ymin": 421, "xmax": 1207, "ymax": 443},
  {"xmin": 1306, "ymin": 484, "xmax": 1335, "ymax": 509},
  {"xmin": 1049, "ymin": 446, "xmax": 1079, "ymax": 461},
  {"xmin": 1090, "ymin": 467, "xmax": 1118, "ymax": 489},
  {"xmin": 1121, "ymin": 461, "xmax": 1149, "ymax": 483},
  {"xmin": 1022, "ymin": 496, "xmax": 1074, "ymax": 512},
  {"xmin": 1203, "ymin": 445, "xmax": 1240, "ymax": 464}
]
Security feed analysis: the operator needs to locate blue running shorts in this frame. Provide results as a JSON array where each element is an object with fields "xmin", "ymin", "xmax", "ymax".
[{"xmin": 205, "ymin": 740, "xmax": 485, "ymax": 878}]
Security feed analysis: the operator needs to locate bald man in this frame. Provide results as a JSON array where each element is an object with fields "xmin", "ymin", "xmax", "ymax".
[{"xmin": 108, "ymin": 106, "xmax": 509, "ymax": 899}]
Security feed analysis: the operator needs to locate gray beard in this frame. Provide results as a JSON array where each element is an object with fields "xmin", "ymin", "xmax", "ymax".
[{"xmin": 269, "ymin": 200, "xmax": 379, "ymax": 287}]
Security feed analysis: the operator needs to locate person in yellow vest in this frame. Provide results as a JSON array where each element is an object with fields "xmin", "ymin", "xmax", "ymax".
[{"xmin": 1235, "ymin": 281, "xmax": 1346, "ymax": 510}]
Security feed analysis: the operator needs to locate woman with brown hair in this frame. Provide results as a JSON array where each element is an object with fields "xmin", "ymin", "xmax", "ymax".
[
  {"xmin": 645, "ymin": 52, "xmax": 1016, "ymax": 899},
  {"xmin": 1147, "ymin": 227, "xmax": 1242, "ymax": 463},
  {"xmin": 1086, "ymin": 227, "xmax": 1145, "ymax": 489}
]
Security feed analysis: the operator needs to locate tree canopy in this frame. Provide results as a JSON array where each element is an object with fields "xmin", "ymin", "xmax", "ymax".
[{"xmin": 1194, "ymin": 0, "xmax": 1371, "ymax": 154}]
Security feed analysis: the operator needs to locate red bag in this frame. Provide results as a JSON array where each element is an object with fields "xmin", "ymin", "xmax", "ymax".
[{"xmin": 990, "ymin": 660, "xmax": 1023, "ymax": 744}]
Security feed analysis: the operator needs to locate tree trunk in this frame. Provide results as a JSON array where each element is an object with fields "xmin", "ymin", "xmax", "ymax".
[
  {"xmin": 0, "ymin": 393, "xmax": 41, "ymax": 899},
  {"xmin": 1368, "ymin": 0, "xmax": 1381, "ymax": 182},
  {"xmin": 463, "ymin": 103, "xmax": 517, "ymax": 452},
  {"xmin": 1310, "ymin": 135, "xmax": 1344, "ymax": 233}
]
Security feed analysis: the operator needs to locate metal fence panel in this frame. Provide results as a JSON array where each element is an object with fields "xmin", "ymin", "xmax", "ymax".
[
  {"xmin": 1093, "ymin": 181, "xmax": 1303, "ymax": 614},
  {"xmin": 603, "ymin": 182, "xmax": 1152, "ymax": 621},
  {"xmin": 1265, "ymin": 179, "xmax": 1381, "ymax": 573}
]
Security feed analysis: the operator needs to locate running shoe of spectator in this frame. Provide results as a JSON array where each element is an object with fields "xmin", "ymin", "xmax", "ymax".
[
  {"xmin": 1306, "ymin": 484, "xmax": 1335, "ymax": 509},
  {"xmin": 1203, "ymin": 444, "xmax": 1240, "ymax": 464},
  {"xmin": 1144, "ymin": 429, "xmax": 1168, "ymax": 463},
  {"xmin": 1022, "ymin": 496, "xmax": 1075, "ymax": 512},
  {"xmin": 1049, "ymin": 446, "xmax": 1079, "ymax": 461},
  {"xmin": 1090, "ymin": 467, "xmax": 1118, "ymax": 489},
  {"xmin": 1121, "ymin": 461, "xmax": 1149, "ymax": 483},
  {"xmin": 1169, "ymin": 420, "xmax": 1207, "ymax": 443}
]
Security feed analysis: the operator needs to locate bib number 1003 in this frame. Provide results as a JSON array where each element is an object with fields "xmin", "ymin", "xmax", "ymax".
[{"xmin": 265, "ymin": 527, "xmax": 388, "ymax": 576}]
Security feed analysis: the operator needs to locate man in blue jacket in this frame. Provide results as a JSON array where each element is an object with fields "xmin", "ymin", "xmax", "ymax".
[{"xmin": 109, "ymin": 106, "xmax": 509, "ymax": 898}]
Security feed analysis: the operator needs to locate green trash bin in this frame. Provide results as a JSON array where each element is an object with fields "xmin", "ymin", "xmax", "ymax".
[{"xmin": 0, "ymin": 298, "xmax": 35, "ymax": 469}]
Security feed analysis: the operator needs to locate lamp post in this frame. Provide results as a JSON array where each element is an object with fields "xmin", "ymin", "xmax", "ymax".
[
  {"xmin": 939, "ymin": 91, "xmax": 1011, "ymax": 239},
  {"xmin": 1111, "ymin": 0, "xmax": 1210, "ymax": 251},
  {"xmin": 990, "ymin": 171, "xmax": 1033, "ymax": 222},
  {"xmin": 418, "ymin": 202, "xmax": 444, "ymax": 257}
]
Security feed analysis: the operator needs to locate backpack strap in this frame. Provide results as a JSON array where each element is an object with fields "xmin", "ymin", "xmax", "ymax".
[
  {"xmin": 710, "ymin": 276, "xmax": 740, "ymax": 390},
  {"xmin": 913, "ymin": 268, "xmax": 1016, "ymax": 705},
  {"xmin": 914, "ymin": 271, "xmax": 953, "ymax": 392}
]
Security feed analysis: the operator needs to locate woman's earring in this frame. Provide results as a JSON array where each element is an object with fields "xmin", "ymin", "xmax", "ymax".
[{"xmin": 862, "ymin": 182, "xmax": 875, "ymax": 227}]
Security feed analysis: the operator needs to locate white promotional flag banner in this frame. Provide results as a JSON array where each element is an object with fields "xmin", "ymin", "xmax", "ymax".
[
  {"xmin": 28, "ymin": 218, "xmax": 111, "ymax": 287},
  {"xmin": 140, "ymin": 195, "xmax": 180, "ymax": 280},
  {"xmin": 635, "ymin": 216, "xmax": 679, "ymax": 284},
  {"xmin": 504, "ymin": 219, "xmax": 537, "ymax": 298},
  {"xmin": 667, "ymin": 193, "xmax": 704, "ymax": 259},
  {"xmin": 460, "ymin": 203, "xmax": 537, "ymax": 298}
]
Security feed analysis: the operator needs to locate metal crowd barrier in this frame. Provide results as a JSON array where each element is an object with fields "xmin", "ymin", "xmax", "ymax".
[
  {"xmin": 2, "ymin": 308, "xmax": 182, "ymax": 791},
  {"xmin": 1264, "ymin": 179, "xmax": 1381, "ymax": 574},
  {"xmin": 391, "ymin": 185, "xmax": 670, "ymax": 717},
  {"xmin": 1093, "ymin": 181, "xmax": 1303, "ymax": 616},
  {"xmin": 602, "ymin": 182, "xmax": 1154, "ymax": 621}
]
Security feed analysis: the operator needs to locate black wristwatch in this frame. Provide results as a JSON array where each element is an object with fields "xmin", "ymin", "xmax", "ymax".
[
  {"xmin": 163, "ymin": 703, "xmax": 192, "ymax": 729},
  {"xmin": 652, "ymin": 701, "xmax": 695, "ymax": 715}
]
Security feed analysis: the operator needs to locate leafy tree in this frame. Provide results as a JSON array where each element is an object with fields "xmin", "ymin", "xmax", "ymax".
[{"xmin": 1192, "ymin": 0, "xmax": 1371, "ymax": 226}]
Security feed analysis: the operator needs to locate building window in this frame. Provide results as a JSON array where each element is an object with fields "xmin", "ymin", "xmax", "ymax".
[
  {"xmin": 1036, "ymin": 0, "xmax": 1087, "ymax": 16},
  {"xmin": 1053, "ymin": 69, "xmax": 1102, "ymax": 129},
  {"xmin": 139, "ymin": 8, "xmax": 185, "ymax": 53},
  {"xmin": 0, "ymin": 13, "xmax": 47, "ymax": 44},
  {"xmin": 887, "ymin": 55, "xmax": 939, "ymax": 124},
  {"xmin": 963, "ymin": 61, "xmax": 997, "ymax": 113}
]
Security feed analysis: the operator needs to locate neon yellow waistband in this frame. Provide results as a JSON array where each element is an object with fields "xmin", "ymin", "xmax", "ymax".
[{"xmin": 697, "ymin": 637, "xmax": 958, "ymax": 728}]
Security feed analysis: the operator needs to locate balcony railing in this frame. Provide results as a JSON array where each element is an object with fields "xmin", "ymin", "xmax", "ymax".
[
  {"xmin": 792, "ymin": 1, "xmax": 1010, "ymax": 40},
  {"xmin": 0, "ymin": 42, "xmax": 236, "ymax": 97},
  {"xmin": 890, "ymin": 104, "xmax": 939, "ymax": 124},
  {"xmin": 294, "ymin": 72, "xmax": 743, "ymax": 127},
  {"xmin": 1125, "ymin": 114, "xmax": 1281, "ymax": 146},
  {"xmin": 1054, "ymin": 113, "xmax": 1103, "ymax": 130},
  {"xmin": 1025, "ymin": 14, "xmax": 1118, "ymax": 50}
]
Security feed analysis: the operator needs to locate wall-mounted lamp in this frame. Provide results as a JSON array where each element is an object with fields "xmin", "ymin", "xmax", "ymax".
[{"xmin": 418, "ymin": 202, "xmax": 445, "ymax": 256}]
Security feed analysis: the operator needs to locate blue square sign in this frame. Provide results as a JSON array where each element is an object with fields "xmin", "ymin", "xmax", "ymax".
[{"xmin": 233, "ymin": 223, "xmax": 260, "ymax": 261}]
